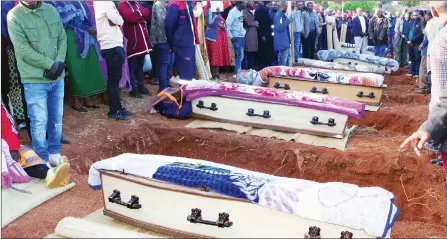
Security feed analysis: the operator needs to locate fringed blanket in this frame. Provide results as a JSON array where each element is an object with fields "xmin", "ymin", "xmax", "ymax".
[
  {"xmin": 341, "ymin": 42, "xmax": 375, "ymax": 52},
  {"xmin": 318, "ymin": 49, "xmax": 399, "ymax": 72},
  {"xmin": 258, "ymin": 66, "xmax": 384, "ymax": 87},
  {"xmin": 184, "ymin": 80, "xmax": 365, "ymax": 119},
  {"xmin": 88, "ymin": 154, "xmax": 399, "ymax": 238}
]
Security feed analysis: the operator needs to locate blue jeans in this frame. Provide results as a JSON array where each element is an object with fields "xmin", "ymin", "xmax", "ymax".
[
  {"xmin": 23, "ymin": 78, "xmax": 64, "ymax": 161},
  {"xmin": 293, "ymin": 32, "xmax": 302, "ymax": 63},
  {"xmin": 231, "ymin": 37, "xmax": 245, "ymax": 75},
  {"xmin": 374, "ymin": 44, "xmax": 387, "ymax": 57},
  {"xmin": 156, "ymin": 43, "xmax": 174, "ymax": 91},
  {"xmin": 173, "ymin": 46, "xmax": 195, "ymax": 80},
  {"xmin": 277, "ymin": 48, "xmax": 290, "ymax": 66}
]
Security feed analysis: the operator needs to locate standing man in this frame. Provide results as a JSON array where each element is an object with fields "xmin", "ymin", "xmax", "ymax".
[
  {"xmin": 242, "ymin": 1, "xmax": 259, "ymax": 70},
  {"xmin": 151, "ymin": 0, "xmax": 174, "ymax": 92},
  {"xmin": 407, "ymin": 10, "xmax": 424, "ymax": 79},
  {"xmin": 401, "ymin": 1, "xmax": 447, "ymax": 188},
  {"xmin": 352, "ymin": 8, "xmax": 369, "ymax": 54},
  {"xmin": 395, "ymin": 12, "xmax": 411, "ymax": 67},
  {"xmin": 301, "ymin": 2, "xmax": 317, "ymax": 59},
  {"xmin": 416, "ymin": 12, "xmax": 433, "ymax": 95},
  {"xmin": 273, "ymin": 1, "xmax": 290, "ymax": 66},
  {"xmin": 118, "ymin": 1, "xmax": 152, "ymax": 99},
  {"xmin": 7, "ymin": 1, "xmax": 67, "ymax": 165},
  {"xmin": 226, "ymin": 1, "xmax": 246, "ymax": 77},
  {"xmin": 94, "ymin": 1, "xmax": 134, "ymax": 120},
  {"xmin": 165, "ymin": 1, "xmax": 200, "ymax": 81},
  {"xmin": 368, "ymin": 8, "xmax": 388, "ymax": 57},
  {"xmin": 291, "ymin": 1, "xmax": 304, "ymax": 63},
  {"xmin": 255, "ymin": 1, "xmax": 275, "ymax": 68},
  {"xmin": 387, "ymin": 12, "xmax": 397, "ymax": 56}
]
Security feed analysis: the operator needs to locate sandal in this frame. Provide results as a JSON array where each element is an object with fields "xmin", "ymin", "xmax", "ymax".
[
  {"xmin": 71, "ymin": 105, "xmax": 87, "ymax": 113},
  {"xmin": 83, "ymin": 104, "xmax": 101, "ymax": 109}
]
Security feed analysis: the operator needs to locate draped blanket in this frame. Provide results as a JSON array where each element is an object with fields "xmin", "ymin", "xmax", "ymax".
[
  {"xmin": 184, "ymin": 80, "xmax": 365, "ymax": 119},
  {"xmin": 258, "ymin": 66, "xmax": 385, "ymax": 87},
  {"xmin": 296, "ymin": 58, "xmax": 389, "ymax": 74},
  {"xmin": 317, "ymin": 49, "xmax": 399, "ymax": 72},
  {"xmin": 341, "ymin": 42, "xmax": 375, "ymax": 52},
  {"xmin": 88, "ymin": 154, "xmax": 399, "ymax": 238}
]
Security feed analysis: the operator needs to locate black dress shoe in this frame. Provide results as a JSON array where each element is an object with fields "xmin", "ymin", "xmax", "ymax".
[
  {"xmin": 108, "ymin": 111, "xmax": 129, "ymax": 121},
  {"xmin": 139, "ymin": 86, "xmax": 153, "ymax": 96},
  {"xmin": 129, "ymin": 91, "xmax": 143, "ymax": 99},
  {"xmin": 120, "ymin": 108, "xmax": 135, "ymax": 117}
]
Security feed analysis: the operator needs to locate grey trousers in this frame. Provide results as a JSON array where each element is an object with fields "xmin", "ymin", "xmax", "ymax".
[{"xmin": 418, "ymin": 55, "xmax": 430, "ymax": 90}]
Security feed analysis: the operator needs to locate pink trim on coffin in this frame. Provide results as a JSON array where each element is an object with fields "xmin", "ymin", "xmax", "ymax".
[{"xmin": 184, "ymin": 81, "xmax": 366, "ymax": 119}]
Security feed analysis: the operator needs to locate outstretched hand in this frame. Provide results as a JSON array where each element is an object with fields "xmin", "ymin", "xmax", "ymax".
[{"xmin": 400, "ymin": 130, "xmax": 431, "ymax": 157}]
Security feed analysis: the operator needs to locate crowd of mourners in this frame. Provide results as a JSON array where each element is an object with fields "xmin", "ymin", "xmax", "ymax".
[{"xmin": 1, "ymin": 1, "xmax": 446, "ymax": 190}]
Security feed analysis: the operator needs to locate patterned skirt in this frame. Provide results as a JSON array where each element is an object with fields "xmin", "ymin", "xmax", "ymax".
[
  {"xmin": 206, "ymin": 30, "xmax": 232, "ymax": 67},
  {"xmin": 6, "ymin": 47, "xmax": 25, "ymax": 122}
]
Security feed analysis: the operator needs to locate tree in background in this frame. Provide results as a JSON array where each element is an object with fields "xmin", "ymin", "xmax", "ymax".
[
  {"xmin": 342, "ymin": 1, "xmax": 381, "ymax": 15},
  {"xmin": 399, "ymin": 1, "xmax": 421, "ymax": 7}
]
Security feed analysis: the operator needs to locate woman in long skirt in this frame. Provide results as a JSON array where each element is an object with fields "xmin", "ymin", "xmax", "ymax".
[
  {"xmin": 205, "ymin": 3, "xmax": 232, "ymax": 79},
  {"xmin": 50, "ymin": 1, "xmax": 107, "ymax": 113}
]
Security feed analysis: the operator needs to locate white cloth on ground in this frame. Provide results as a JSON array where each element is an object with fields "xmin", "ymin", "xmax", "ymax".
[{"xmin": 88, "ymin": 153, "xmax": 398, "ymax": 238}]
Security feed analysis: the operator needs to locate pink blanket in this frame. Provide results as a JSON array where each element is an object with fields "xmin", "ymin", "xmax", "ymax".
[
  {"xmin": 184, "ymin": 81, "xmax": 365, "ymax": 119},
  {"xmin": 259, "ymin": 66, "xmax": 384, "ymax": 87}
]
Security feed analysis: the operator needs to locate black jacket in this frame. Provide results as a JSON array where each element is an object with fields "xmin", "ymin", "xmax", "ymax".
[{"xmin": 409, "ymin": 19, "xmax": 424, "ymax": 45}]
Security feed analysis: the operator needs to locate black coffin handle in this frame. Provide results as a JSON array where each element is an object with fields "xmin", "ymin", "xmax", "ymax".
[
  {"xmin": 247, "ymin": 108, "xmax": 271, "ymax": 118},
  {"xmin": 310, "ymin": 116, "xmax": 336, "ymax": 127},
  {"xmin": 273, "ymin": 82, "xmax": 291, "ymax": 90},
  {"xmin": 356, "ymin": 91, "xmax": 376, "ymax": 98},
  {"xmin": 196, "ymin": 100, "xmax": 218, "ymax": 111},
  {"xmin": 108, "ymin": 189, "xmax": 142, "ymax": 209},
  {"xmin": 304, "ymin": 226, "xmax": 321, "ymax": 239},
  {"xmin": 187, "ymin": 208, "xmax": 233, "ymax": 228},
  {"xmin": 310, "ymin": 86, "xmax": 328, "ymax": 94},
  {"xmin": 340, "ymin": 231, "xmax": 354, "ymax": 239}
]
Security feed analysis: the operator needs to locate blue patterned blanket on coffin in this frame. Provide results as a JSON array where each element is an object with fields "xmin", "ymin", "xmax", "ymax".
[
  {"xmin": 88, "ymin": 153, "xmax": 399, "ymax": 238},
  {"xmin": 317, "ymin": 49, "xmax": 399, "ymax": 72}
]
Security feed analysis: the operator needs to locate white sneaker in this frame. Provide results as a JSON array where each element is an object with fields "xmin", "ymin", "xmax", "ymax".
[
  {"xmin": 49, "ymin": 154, "xmax": 61, "ymax": 166},
  {"xmin": 169, "ymin": 76, "xmax": 180, "ymax": 84}
]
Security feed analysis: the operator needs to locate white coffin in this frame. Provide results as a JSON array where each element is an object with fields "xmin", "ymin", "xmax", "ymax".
[
  {"xmin": 101, "ymin": 170, "xmax": 375, "ymax": 238},
  {"xmin": 190, "ymin": 96, "xmax": 348, "ymax": 138},
  {"xmin": 333, "ymin": 58, "xmax": 392, "ymax": 74},
  {"xmin": 268, "ymin": 76, "xmax": 385, "ymax": 106}
]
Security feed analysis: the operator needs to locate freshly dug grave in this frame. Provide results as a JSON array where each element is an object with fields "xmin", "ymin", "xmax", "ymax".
[{"xmin": 3, "ymin": 72, "xmax": 446, "ymax": 238}]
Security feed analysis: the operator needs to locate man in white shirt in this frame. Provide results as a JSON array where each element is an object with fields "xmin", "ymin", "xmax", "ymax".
[
  {"xmin": 352, "ymin": 8, "xmax": 369, "ymax": 54},
  {"xmin": 94, "ymin": 1, "xmax": 134, "ymax": 121}
]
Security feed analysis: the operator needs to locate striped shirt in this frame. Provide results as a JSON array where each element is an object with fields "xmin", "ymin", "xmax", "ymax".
[{"xmin": 429, "ymin": 25, "xmax": 447, "ymax": 112}]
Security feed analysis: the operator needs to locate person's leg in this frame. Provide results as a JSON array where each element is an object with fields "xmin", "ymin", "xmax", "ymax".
[
  {"xmin": 394, "ymin": 44, "xmax": 402, "ymax": 66},
  {"xmin": 414, "ymin": 49, "xmax": 421, "ymax": 76},
  {"xmin": 408, "ymin": 45, "xmax": 415, "ymax": 74},
  {"xmin": 232, "ymin": 37, "xmax": 245, "ymax": 75},
  {"xmin": 23, "ymin": 83, "xmax": 50, "ymax": 161},
  {"xmin": 361, "ymin": 36, "xmax": 368, "ymax": 54},
  {"xmin": 136, "ymin": 55, "xmax": 151, "ymax": 95},
  {"xmin": 24, "ymin": 164, "xmax": 50, "ymax": 179},
  {"xmin": 401, "ymin": 41, "xmax": 408, "ymax": 66},
  {"xmin": 191, "ymin": 46, "xmax": 196, "ymax": 79},
  {"xmin": 127, "ymin": 57, "xmax": 142, "ymax": 98},
  {"xmin": 150, "ymin": 44, "xmax": 159, "ymax": 84},
  {"xmin": 157, "ymin": 44, "xmax": 170, "ymax": 91},
  {"xmin": 354, "ymin": 36, "xmax": 362, "ymax": 54},
  {"xmin": 101, "ymin": 47, "xmax": 125, "ymax": 115},
  {"xmin": 309, "ymin": 31, "xmax": 317, "ymax": 59},
  {"xmin": 302, "ymin": 36, "xmax": 309, "ymax": 59},
  {"xmin": 174, "ymin": 46, "xmax": 195, "ymax": 80},
  {"xmin": 47, "ymin": 78, "xmax": 64, "ymax": 160},
  {"xmin": 418, "ymin": 55, "xmax": 429, "ymax": 91},
  {"xmin": 247, "ymin": 52, "xmax": 255, "ymax": 69}
]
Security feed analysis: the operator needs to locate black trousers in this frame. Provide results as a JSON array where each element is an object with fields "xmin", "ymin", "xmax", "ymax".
[
  {"xmin": 24, "ymin": 164, "xmax": 50, "ymax": 179},
  {"xmin": 408, "ymin": 45, "xmax": 421, "ymax": 75},
  {"xmin": 302, "ymin": 31, "xmax": 317, "ymax": 59},
  {"xmin": 101, "ymin": 47, "xmax": 125, "ymax": 114}
]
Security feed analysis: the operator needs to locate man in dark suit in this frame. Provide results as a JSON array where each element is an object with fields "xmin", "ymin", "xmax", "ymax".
[{"xmin": 352, "ymin": 8, "xmax": 369, "ymax": 54}]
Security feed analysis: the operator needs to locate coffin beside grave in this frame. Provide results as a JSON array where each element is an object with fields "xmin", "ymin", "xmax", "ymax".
[
  {"xmin": 88, "ymin": 154, "xmax": 398, "ymax": 239},
  {"xmin": 184, "ymin": 81, "xmax": 366, "ymax": 139},
  {"xmin": 268, "ymin": 76, "xmax": 385, "ymax": 106}
]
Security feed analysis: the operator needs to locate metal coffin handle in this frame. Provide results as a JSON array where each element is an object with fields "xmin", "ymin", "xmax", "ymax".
[
  {"xmin": 196, "ymin": 100, "xmax": 218, "ymax": 111},
  {"xmin": 310, "ymin": 116, "xmax": 336, "ymax": 127},
  {"xmin": 108, "ymin": 189, "xmax": 142, "ymax": 209},
  {"xmin": 273, "ymin": 82, "xmax": 291, "ymax": 90},
  {"xmin": 310, "ymin": 86, "xmax": 328, "ymax": 94},
  {"xmin": 187, "ymin": 208, "xmax": 233, "ymax": 228},
  {"xmin": 356, "ymin": 91, "xmax": 375, "ymax": 98},
  {"xmin": 246, "ymin": 108, "xmax": 271, "ymax": 118}
]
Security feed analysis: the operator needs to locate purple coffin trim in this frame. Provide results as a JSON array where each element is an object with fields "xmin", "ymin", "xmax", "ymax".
[{"xmin": 186, "ymin": 90, "xmax": 366, "ymax": 119}]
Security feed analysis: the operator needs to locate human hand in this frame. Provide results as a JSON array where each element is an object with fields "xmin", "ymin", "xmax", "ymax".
[
  {"xmin": 401, "ymin": 34, "xmax": 405, "ymax": 39},
  {"xmin": 254, "ymin": 21, "xmax": 259, "ymax": 28},
  {"xmin": 169, "ymin": 48, "xmax": 174, "ymax": 53},
  {"xmin": 262, "ymin": 36, "xmax": 266, "ymax": 42},
  {"xmin": 400, "ymin": 130, "xmax": 431, "ymax": 157},
  {"xmin": 378, "ymin": 37, "xmax": 383, "ymax": 41},
  {"xmin": 407, "ymin": 41, "xmax": 412, "ymax": 45},
  {"xmin": 89, "ymin": 27, "xmax": 97, "ymax": 39},
  {"xmin": 418, "ymin": 44, "xmax": 422, "ymax": 51}
]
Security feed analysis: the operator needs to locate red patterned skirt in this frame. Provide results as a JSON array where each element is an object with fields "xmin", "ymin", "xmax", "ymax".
[{"xmin": 206, "ymin": 30, "xmax": 232, "ymax": 67}]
